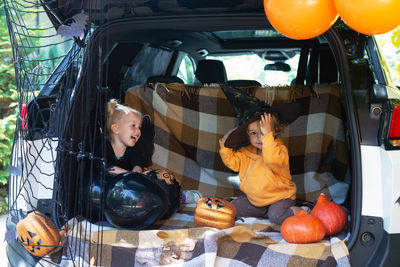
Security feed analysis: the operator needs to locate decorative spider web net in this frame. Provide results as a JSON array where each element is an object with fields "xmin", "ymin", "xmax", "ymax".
[{"xmin": 3, "ymin": 1, "xmax": 108, "ymax": 264}]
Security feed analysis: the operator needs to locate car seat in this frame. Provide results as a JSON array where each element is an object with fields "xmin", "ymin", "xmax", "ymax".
[{"xmin": 195, "ymin": 59, "xmax": 227, "ymax": 84}]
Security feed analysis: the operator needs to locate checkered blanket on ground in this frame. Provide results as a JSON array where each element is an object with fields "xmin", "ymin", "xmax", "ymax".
[
  {"xmin": 125, "ymin": 83, "xmax": 349, "ymax": 204},
  {"xmin": 44, "ymin": 205, "xmax": 350, "ymax": 267},
  {"xmin": 37, "ymin": 84, "xmax": 350, "ymax": 266}
]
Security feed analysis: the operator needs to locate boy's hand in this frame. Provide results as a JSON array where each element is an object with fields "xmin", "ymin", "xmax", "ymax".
[
  {"xmin": 260, "ymin": 112, "xmax": 272, "ymax": 136},
  {"xmin": 221, "ymin": 127, "xmax": 238, "ymax": 142}
]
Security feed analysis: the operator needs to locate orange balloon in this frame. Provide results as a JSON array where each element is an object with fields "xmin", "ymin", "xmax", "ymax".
[
  {"xmin": 335, "ymin": 0, "xmax": 400, "ymax": 35},
  {"xmin": 263, "ymin": 0, "xmax": 339, "ymax": 40}
]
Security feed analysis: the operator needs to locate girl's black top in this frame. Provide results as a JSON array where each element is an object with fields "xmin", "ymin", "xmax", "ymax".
[{"xmin": 106, "ymin": 140, "xmax": 143, "ymax": 171}]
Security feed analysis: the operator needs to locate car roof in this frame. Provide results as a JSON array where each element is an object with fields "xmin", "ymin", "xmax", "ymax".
[
  {"xmin": 107, "ymin": 28, "xmax": 319, "ymax": 61},
  {"xmin": 41, "ymin": 0, "xmax": 265, "ymax": 29}
]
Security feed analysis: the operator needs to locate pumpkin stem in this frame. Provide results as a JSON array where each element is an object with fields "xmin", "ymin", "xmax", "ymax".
[
  {"xmin": 318, "ymin": 193, "xmax": 328, "ymax": 202},
  {"xmin": 296, "ymin": 210, "xmax": 308, "ymax": 216}
]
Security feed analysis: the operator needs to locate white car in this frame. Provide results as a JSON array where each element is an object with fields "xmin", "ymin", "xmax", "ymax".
[{"xmin": 4, "ymin": 0, "xmax": 400, "ymax": 266}]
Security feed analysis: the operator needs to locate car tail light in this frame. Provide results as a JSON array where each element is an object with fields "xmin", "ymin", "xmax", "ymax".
[
  {"xmin": 21, "ymin": 101, "xmax": 28, "ymax": 129},
  {"xmin": 388, "ymin": 104, "xmax": 400, "ymax": 147}
]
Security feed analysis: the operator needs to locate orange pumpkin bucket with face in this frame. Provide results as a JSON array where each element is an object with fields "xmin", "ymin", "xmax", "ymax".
[
  {"xmin": 16, "ymin": 211, "xmax": 61, "ymax": 257},
  {"xmin": 194, "ymin": 197, "xmax": 236, "ymax": 229}
]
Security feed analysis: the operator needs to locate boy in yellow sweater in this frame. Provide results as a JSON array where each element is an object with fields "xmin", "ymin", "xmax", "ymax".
[{"xmin": 219, "ymin": 83, "xmax": 302, "ymax": 225}]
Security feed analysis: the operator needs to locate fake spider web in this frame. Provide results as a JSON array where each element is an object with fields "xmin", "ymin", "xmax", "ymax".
[{"xmin": 3, "ymin": 0, "xmax": 111, "ymax": 265}]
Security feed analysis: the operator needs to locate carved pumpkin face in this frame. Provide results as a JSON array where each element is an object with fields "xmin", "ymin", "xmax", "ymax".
[
  {"xmin": 155, "ymin": 169, "xmax": 179, "ymax": 185},
  {"xmin": 16, "ymin": 211, "xmax": 61, "ymax": 257},
  {"xmin": 194, "ymin": 197, "xmax": 236, "ymax": 229}
]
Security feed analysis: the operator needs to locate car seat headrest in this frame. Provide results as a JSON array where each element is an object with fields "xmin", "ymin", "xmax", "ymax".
[
  {"xmin": 195, "ymin": 59, "xmax": 227, "ymax": 84},
  {"xmin": 319, "ymin": 47, "xmax": 338, "ymax": 84}
]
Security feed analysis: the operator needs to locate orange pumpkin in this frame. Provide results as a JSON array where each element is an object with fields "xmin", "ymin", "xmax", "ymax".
[
  {"xmin": 194, "ymin": 197, "xmax": 236, "ymax": 229},
  {"xmin": 310, "ymin": 193, "xmax": 348, "ymax": 236},
  {"xmin": 16, "ymin": 211, "xmax": 61, "ymax": 257},
  {"xmin": 281, "ymin": 210, "xmax": 326, "ymax": 243}
]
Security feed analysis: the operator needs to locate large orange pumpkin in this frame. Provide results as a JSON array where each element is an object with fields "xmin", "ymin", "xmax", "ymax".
[
  {"xmin": 194, "ymin": 197, "xmax": 236, "ymax": 229},
  {"xmin": 16, "ymin": 211, "xmax": 61, "ymax": 257},
  {"xmin": 281, "ymin": 210, "xmax": 326, "ymax": 243},
  {"xmin": 310, "ymin": 193, "xmax": 348, "ymax": 236}
]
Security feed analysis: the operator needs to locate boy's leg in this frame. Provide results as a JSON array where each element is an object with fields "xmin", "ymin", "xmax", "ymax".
[
  {"xmin": 267, "ymin": 199, "xmax": 296, "ymax": 225},
  {"xmin": 231, "ymin": 195, "xmax": 268, "ymax": 217}
]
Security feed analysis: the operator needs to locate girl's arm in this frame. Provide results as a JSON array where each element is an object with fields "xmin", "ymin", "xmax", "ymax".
[
  {"xmin": 221, "ymin": 127, "xmax": 238, "ymax": 142},
  {"xmin": 107, "ymin": 165, "xmax": 131, "ymax": 176},
  {"xmin": 132, "ymin": 166, "xmax": 143, "ymax": 173},
  {"xmin": 261, "ymin": 133, "xmax": 289, "ymax": 172},
  {"xmin": 107, "ymin": 165, "xmax": 144, "ymax": 176},
  {"xmin": 219, "ymin": 127, "xmax": 242, "ymax": 172},
  {"xmin": 260, "ymin": 113, "xmax": 289, "ymax": 172}
]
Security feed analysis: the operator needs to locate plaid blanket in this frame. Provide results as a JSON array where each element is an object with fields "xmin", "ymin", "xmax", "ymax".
[
  {"xmin": 32, "ymin": 84, "xmax": 351, "ymax": 266},
  {"xmin": 125, "ymin": 83, "xmax": 349, "ymax": 204},
  {"xmin": 39, "ymin": 205, "xmax": 350, "ymax": 267}
]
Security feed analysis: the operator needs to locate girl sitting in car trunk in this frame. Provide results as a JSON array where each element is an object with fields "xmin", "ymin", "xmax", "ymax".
[{"xmin": 219, "ymin": 84, "xmax": 304, "ymax": 225}]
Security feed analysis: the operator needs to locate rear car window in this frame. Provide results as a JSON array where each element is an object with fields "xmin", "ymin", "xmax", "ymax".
[{"xmin": 207, "ymin": 53, "xmax": 299, "ymax": 86}]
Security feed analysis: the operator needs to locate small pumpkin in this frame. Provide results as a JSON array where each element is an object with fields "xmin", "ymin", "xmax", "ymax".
[
  {"xmin": 310, "ymin": 193, "xmax": 348, "ymax": 236},
  {"xmin": 281, "ymin": 210, "xmax": 326, "ymax": 243},
  {"xmin": 194, "ymin": 197, "xmax": 236, "ymax": 229},
  {"xmin": 16, "ymin": 211, "xmax": 61, "ymax": 257}
]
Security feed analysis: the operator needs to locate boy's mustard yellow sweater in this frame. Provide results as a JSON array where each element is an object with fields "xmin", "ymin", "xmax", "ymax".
[{"xmin": 219, "ymin": 132, "xmax": 296, "ymax": 207}]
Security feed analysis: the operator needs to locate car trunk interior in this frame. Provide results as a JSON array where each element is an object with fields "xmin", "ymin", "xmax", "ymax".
[{"xmin": 50, "ymin": 15, "xmax": 362, "ymax": 266}]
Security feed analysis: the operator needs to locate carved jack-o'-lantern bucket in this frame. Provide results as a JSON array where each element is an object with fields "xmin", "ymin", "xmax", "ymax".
[
  {"xmin": 16, "ymin": 211, "xmax": 61, "ymax": 257},
  {"xmin": 151, "ymin": 169, "xmax": 181, "ymax": 219},
  {"xmin": 194, "ymin": 197, "xmax": 236, "ymax": 229}
]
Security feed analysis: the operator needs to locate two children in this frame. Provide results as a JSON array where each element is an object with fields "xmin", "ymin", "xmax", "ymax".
[{"xmin": 106, "ymin": 89, "xmax": 301, "ymax": 225}]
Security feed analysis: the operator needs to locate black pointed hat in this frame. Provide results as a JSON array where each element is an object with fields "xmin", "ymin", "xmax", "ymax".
[{"xmin": 220, "ymin": 83, "xmax": 302, "ymax": 148}]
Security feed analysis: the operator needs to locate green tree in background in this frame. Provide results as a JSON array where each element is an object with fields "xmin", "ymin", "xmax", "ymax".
[
  {"xmin": 0, "ymin": 2, "xmax": 73, "ymax": 214},
  {"xmin": 0, "ymin": 3, "xmax": 16, "ymax": 214},
  {"xmin": 391, "ymin": 28, "xmax": 400, "ymax": 78}
]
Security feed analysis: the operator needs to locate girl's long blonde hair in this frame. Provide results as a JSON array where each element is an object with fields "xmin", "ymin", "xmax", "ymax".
[{"xmin": 106, "ymin": 99, "xmax": 143, "ymax": 137}]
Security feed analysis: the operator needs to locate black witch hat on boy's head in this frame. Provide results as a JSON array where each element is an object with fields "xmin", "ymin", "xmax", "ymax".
[{"xmin": 220, "ymin": 83, "xmax": 302, "ymax": 148}]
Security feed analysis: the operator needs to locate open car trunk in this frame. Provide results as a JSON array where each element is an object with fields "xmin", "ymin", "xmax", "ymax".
[
  {"xmin": 12, "ymin": 1, "xmax": 399, "ymax": 266},
  {"xmin": 45, "ymin": 17, "xmax": 359, "ymax": 266}
]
